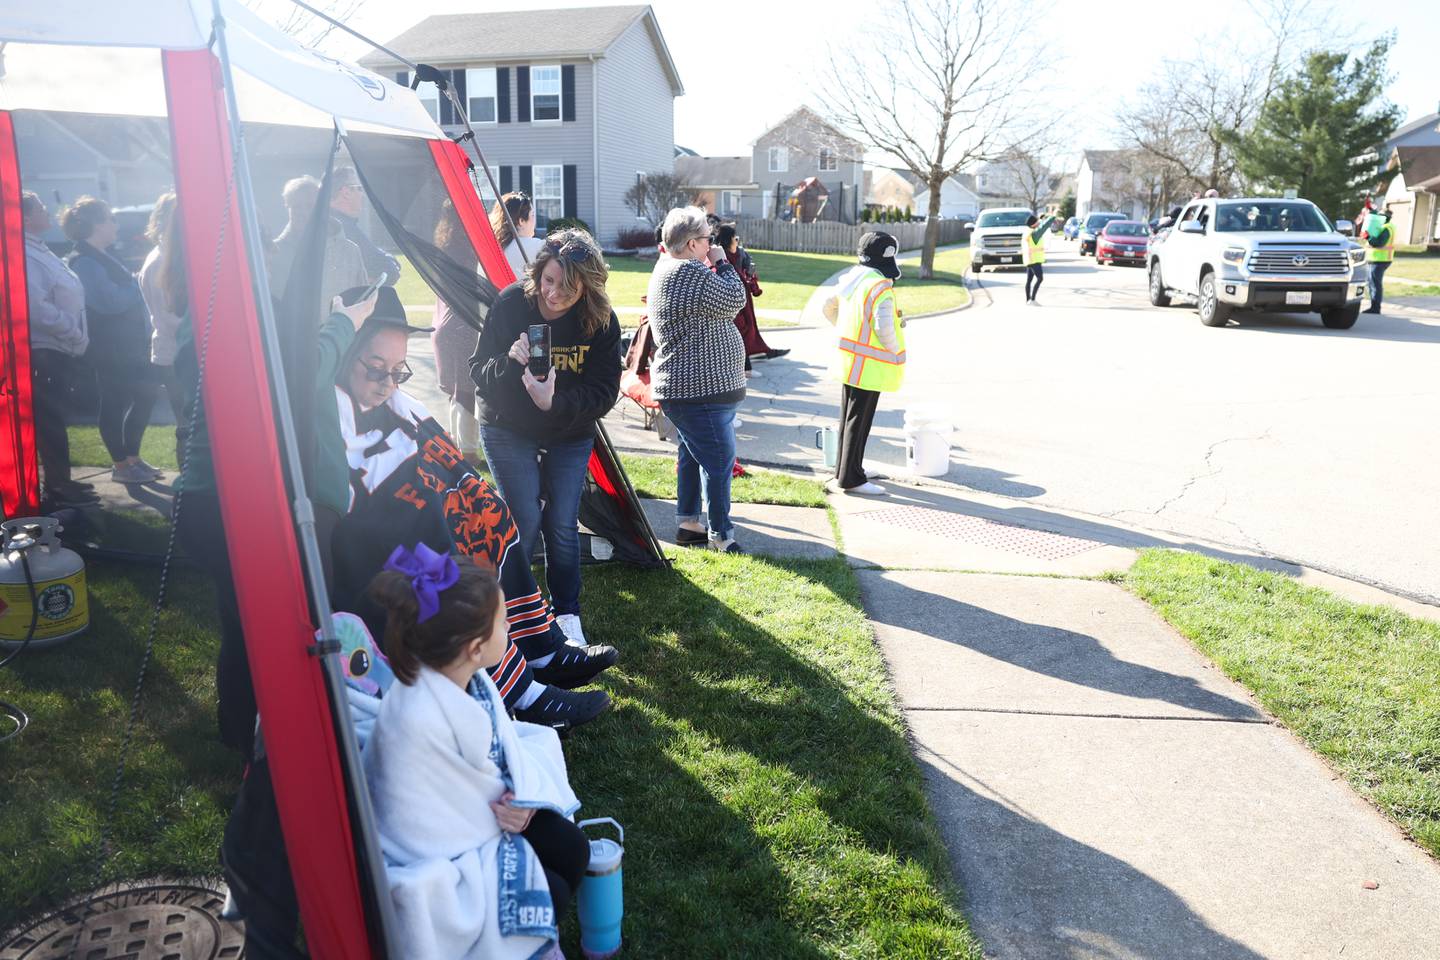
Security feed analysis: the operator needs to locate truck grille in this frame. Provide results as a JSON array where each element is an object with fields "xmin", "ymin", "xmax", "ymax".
[
  {"xmin": 981, "ymin": 233, "xmax": 1022, "ymax": 251},
  {"xmin": 1248, "ymin": 247, "xmax": 1348, "ymax": 275}
]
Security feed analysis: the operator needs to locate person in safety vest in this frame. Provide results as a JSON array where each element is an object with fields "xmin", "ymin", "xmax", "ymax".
[
  {"xmin": 1361, "ymin": 207, "xmax": 1395, "ymax": 315},
  {"xmin": 1023, "ymin": 212, "xmax": 1056, "ymax": 305},
  {"xmin": 822, "ymin": 231, "xmax": 906, "ymax": 496}
]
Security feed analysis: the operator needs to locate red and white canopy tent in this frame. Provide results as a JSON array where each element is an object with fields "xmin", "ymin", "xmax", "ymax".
[{"xmin": 0, "ymin": 2, "xmax": 535, "ymax": 954}]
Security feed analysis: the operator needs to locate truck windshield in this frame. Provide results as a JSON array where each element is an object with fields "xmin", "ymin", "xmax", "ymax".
[
  {"xmin": 977, "ymin": 210, "xmax": 1032, "ymax": 228},
  {"xmin": 1215, "ymin": 202, "xmax": 1331, "ymax": 233}
]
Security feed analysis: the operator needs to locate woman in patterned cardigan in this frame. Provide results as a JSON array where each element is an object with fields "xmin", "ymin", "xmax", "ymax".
[{"xmin": 647, "ymin": 206, "xmax": 748, "ymax": 553}]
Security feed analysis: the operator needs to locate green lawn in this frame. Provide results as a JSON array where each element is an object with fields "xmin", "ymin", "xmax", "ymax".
[
  {"xmin": 1392, "ymin": 283, "xmax": 1440, "ymax": 297},
  {"xmin": 1125, "ymin": 549, "xmax": 1440, "ymax": 857},
  {"xmin": 1, "ymin": 506, "xmax": 980, "ymax": 956},
  {"xmin": 67, "ymin": 425, "xmax": 183, "ymax": 472},
  {"xmin": 900, "ymin": 247, "xmax": 973, "ymax": 316},
  {"xmin": 1389, "ymin": 249, "xmax": 1440, "ymax": 283}
]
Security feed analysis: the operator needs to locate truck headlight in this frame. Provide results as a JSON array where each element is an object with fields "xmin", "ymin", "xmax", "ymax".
[
  {"xmin": 1222, "ymin": 247, "xmax": 1246, "ymax": 264},
  {"xmin": 1348, "ymin": 247, "xmax": 1365, "ymax": 265}
]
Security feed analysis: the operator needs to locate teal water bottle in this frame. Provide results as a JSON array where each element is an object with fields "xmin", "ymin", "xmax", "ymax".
[{"xmin": 576, "ymin": 818, "xmax": 624, "ymax": 959}]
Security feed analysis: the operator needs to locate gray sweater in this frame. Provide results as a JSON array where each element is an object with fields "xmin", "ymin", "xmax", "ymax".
[
  {"xmin": 25, "ymin": 235, "xmax": 88, "ymax": 356},
  {"xmin": 647, "ymin": 256, "xmax": 748, "ymax": 402}
]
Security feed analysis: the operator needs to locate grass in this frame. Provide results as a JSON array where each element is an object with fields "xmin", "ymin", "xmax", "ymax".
[
  {"xmin": 622, "ymin": 453, "xmax": 827, "ymax": 508},
  {"xmin": 65, "ymin": 428, "xmax": 826, "ymax": 511},
  {"xmin": 1391, "ymin": 282, "xmax": 1440, "ymax": 297},
  {"xmin": 0, "ymin": 511, "xmax": 237, "ymax": 927},
  {"xmin": 1389, "ymin": 248, "xmax": 1440, "ymax": 284},
  {"xmin": 3, "ymin": 490, "xmax": 978, "ymax": 955},
  {"xmin": 899, "ymin": 247, "xmax": 973, "ymax": 316},
  {"xmin": 1125, "ymin": 549, "xmax": 1440, "ymax": 857}
]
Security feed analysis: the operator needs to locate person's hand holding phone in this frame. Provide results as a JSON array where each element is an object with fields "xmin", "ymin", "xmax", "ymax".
[
  {"xmin": 706, "ymin": 244, "xmax": 725, "ymax": 267},
  {"xmin": 508, "ymin": 332, "xmax": 531, "ymax": 366},
  {"xmin": 332, "ymin": 289, "xmax": 379, "ymax": 331},
  {"xmin": 521, "ymin": 364, "xmax": 556, "ymax": 411}
]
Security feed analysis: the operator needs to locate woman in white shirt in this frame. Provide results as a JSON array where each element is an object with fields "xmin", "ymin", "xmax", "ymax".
[{"xmin": 491, "ymin": 192, "xmax": 544, "ymax": 282}]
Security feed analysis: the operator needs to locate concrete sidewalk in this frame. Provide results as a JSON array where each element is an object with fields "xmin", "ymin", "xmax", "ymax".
[{"xmin": 834, "ymin": 488, "xmax": 1440, "ymax": 959}]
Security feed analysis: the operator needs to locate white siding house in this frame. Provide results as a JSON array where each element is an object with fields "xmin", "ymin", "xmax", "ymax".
[
  {"xmin": 361, "ymin": 5, "xmax": 683, "ymax": 244},
  {"xmin": 912, "ymin": 175, "xmax": 980, "ymax": 220}
]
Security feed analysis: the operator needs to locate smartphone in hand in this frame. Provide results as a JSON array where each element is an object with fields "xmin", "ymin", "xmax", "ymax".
[{"xmin": 527, "ymin": 323, "xmax": 551, "ymax": 378}]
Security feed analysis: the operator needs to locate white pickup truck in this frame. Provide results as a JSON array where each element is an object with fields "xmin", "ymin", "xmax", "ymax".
[
  {"xmin": 1146, "ymin": 197, "xmax": 1368, "ymax": 329},
  {"xmin": 969, "ymin": 207, "xmax": 1033, "ymax": 271}
]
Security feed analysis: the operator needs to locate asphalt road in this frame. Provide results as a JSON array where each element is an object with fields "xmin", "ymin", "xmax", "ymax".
[{"xmin": 599, "ymin": 242, "xmax": 1440, "ymax": 602}]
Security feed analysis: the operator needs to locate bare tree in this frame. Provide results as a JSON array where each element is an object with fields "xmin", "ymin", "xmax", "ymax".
[
  {"xmin": 623, "ymin": 173, "xmax": 695, "ymax": 225},
  {"xmin": 243, "ymin": 0, "xmax": 365, "ymax": 47},
  {"xmin": 998, "ymin": 135, "xmax": 1062, "ymax": 213},
  {"xmin": 816, "ymin": 0, "xmax": 1047, "ymax": 278}
]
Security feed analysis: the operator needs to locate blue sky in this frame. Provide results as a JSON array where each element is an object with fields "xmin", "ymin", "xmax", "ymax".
[{"xmin": 330, "ymin": 0, "xmax": 1438, "ymax": 166}]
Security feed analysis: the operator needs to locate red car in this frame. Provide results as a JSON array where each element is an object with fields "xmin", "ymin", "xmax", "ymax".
[{"xmin": 1096, "ymin": 220, "xmax": 1150, "ymax": 265}]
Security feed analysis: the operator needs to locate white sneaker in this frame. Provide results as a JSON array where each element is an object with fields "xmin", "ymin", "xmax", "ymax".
[
  {"xmin": 1031, "ymin": 300, "xmax": 1042, "ymax": 307},
  {"xmin": 555, "ymin": 614, "xmax": 587, "ymax": 648},
  {"xmin": 111, "ymin": 462, "xmax": 151, "ymax": 485},
  {"xmin": 133, "ymin": 457, "xmax": 165, "ymax": 479},
  {"xmin": 842, "ymin": 481, "xmax": 886, "ymax": 496}
]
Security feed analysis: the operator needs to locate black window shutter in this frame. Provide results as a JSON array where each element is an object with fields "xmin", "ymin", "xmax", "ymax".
[
  {"xmin": 394, "ymin": 71, "xmax": 408, "ymax": 87},
  {"xmin": 500, "ymin": 166, "xmax": 513, "ymax": 195},
  {"xmin": 516, "ymin": 67, "xmax": 531, "ymax": 123},
  {"xmin": 519, "ymin": 166, "xmax": 533, "ymax": 197},
  {"xmin": 452, "ymin": 69, "xmax": 467, "ymax": 115},
  {"xmin": 497, "ymin": 67, "xmax": 511, "ymax": 123},
  {"xmin": 561, "ymin": 65, "xmax": 576, "ymax": 122},
  {"xmin": 438, "ymin": 73, "xmax": 454, "ymax": 125},
  {"xmin": 563, "ymin": 165, "xmax": 578, "ymax": 219}
]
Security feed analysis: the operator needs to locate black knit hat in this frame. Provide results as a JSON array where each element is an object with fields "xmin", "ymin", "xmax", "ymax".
[
  {"xmin": 858, "ymin": 231, "xmax": 900, "ymax": 280},
  {"xmin": 340, "ymin": 284, "xmax": 431, "ymax": 336}
]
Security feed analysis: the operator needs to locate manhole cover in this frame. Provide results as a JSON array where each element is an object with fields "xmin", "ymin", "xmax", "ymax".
[
  {"xmin": 853, "ymin": 505, "xmax": 1102, "ymax": 560},
  {"xmin": 1, "ymin": 881, "xmax": 244, "ymax": 959}
]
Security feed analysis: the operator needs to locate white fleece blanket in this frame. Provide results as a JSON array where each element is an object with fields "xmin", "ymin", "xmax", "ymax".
[{"xmin": 362, "ymin": 666, "xmax": 580, "ymax": 960}]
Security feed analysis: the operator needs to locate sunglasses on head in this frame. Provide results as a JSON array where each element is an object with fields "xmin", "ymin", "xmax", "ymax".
[
  {"xmin": 544, "ymin": 238, "xmax": 595, "ymax": 264},
  {"xmin": 358, "ymin": 359, "xmax": 412, "ymax": 384}
]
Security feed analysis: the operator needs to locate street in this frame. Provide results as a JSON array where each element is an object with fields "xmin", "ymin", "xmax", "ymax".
[{"xmin": 602, "ymin": 243, "xmax": 1440, "ymax": 602}]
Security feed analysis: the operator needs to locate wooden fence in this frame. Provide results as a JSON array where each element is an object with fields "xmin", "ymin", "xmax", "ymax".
[{"xmin": 733, "ymin": 217, "xmax": 971, "ymax": 255}]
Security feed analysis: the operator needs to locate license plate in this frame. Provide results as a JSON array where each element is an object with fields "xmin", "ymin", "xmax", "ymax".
[
  {"xmin": 1285, "ymin": 291, "xmax": 1312, "ymax": 305},
  {"xmin": 1002, "ymin": 256, "xmax": 1017, "ymax": 263}
]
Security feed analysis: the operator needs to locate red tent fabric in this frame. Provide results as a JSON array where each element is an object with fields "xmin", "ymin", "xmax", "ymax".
[{"xmin": 0, "ymin": 112, "xmax": 39, "ymax": 519}]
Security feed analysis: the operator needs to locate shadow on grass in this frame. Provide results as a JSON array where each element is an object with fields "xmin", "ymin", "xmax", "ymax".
[
  {"xmin": 571, "ymin": 553, "xmax": 979, "ymax": 957},
  {"xmin": 0, "ymin": 557, "xmax": 237, "ymax": 931}
]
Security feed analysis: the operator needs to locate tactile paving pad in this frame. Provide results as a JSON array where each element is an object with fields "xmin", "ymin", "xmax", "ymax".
[
  {"xmin": 0, "ymin": 881, "xmax": 244, "ymax": 959},
  {"xmin": 852, "ymin": 505, "xmax": 1102, "ymax": 560}
]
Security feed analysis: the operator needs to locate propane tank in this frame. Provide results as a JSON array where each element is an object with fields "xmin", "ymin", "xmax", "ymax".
[{"xmin": 0, "ymin": 517, "xmax": 89, "ymax": 650}]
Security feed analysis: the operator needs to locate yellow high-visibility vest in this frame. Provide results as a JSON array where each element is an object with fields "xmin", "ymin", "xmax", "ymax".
[
  {"xmin": 1024, "ymin": 229, "xmax": 1046, "ymax": 265},
  {"xmin": 830, "ymin": 269, "xmax": 906, "ymax": 393},
  {"xmin": 1367, "ymin": 224, "xmax": 1395, "ymax": 263}
]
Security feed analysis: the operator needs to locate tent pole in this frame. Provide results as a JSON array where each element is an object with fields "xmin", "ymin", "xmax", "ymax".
[
  {"xmin": 206, "ymin": 4, "xmax": 400, "ymax": 956},
  {"xmin": 441, "ymin": 85, "xmax": 530, "ymax": 269}
]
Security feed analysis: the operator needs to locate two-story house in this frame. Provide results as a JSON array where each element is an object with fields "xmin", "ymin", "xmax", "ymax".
[
  {"xmin": 744, "ymin": 107, "xmax": 864, "ymax": 223},
  {"xmin": 1076, "ymin": 149, "xmax": 1150, "ymax": 220},
  {"xmin": 361, "ymin": 5, "xmax": 683, "ymax": 245}
]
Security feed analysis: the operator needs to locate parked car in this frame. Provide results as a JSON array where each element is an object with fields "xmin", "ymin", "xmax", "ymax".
[
  {"xmin": 1078, "ymin": 211, "xmax": 1127, "ymax": 256},
  {"xmin": 1095, "ymin": 220, "xmax": 1150, "ymax": 266},
  {"xmin": 1063, "ymin": 216, "xmax": 1081, "ymax": 239},
  {"xmin": 1146, "ymin": 197, "xmax": 1366, "ymax": 329},
  {"xmin": 968, "ymin": 207, "xmax": 1033, "ymax": 271}
]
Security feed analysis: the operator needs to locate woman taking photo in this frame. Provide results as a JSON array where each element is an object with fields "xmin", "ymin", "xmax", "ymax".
[
  {"xmin": 470, "ymin": 229, "xmax": 621, "ymax": 647},
  {"xmin": 648, "ymin": 207, "xmax": 748, "ymax": 553},
  {"xmin": 63, "ymin": 196, "xmax": 162, "ymax": 484},
  {"xmin": 491, "ymin": 191, "xmax": 545, "ymax": 281}
]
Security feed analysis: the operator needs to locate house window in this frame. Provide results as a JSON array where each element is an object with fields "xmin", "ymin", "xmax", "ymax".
[
  {"xmin": 533, "ymin": 164, "xmax": 564, "ymax": 224},
  {"xmin": 721, "ymin": 190, "xmax": 741, "ymax": 216},
  {"xmin": 768, "ymin": 146, "xmax": 788, "ymax": 173},
  {"xmin": 466, "ymin": 67, "xmax": 497, "ymax": 124},
  {"xmin": 634, "ymin": 172, "xmax": 646, "ymax": 218},
  {"xmin": 819, "ymin": 148, "xmax": 837, "ymax": 172},
  {"xmin": 472, "ymin": 161, "xmax": 499, "ymax": 208},
  {"xmin": 402, "ymin": 71, "xmax": 440, "ymax": 121},
  {"xmin": 531, "ymin": 65, "xmax": 562, "ymax": 122}
]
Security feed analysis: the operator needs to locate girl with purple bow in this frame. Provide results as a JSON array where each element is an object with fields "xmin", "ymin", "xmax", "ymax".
[{"xmin": 366, "ymin": 548, "xmax": 588, "ymax": 960}]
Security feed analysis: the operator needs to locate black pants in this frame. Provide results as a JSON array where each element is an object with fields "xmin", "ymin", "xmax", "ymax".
[
  {"xmin": 524, "ymin": 809, "xmax": 591, "ymax": 915},
  {"xmin": 835, "ymin": 384, "xmax": 880, "ymax": 489},
  {"xmin": 157, "ymin": 363, "xmax": 190, "ymax": 469},
  {"xmin": 95, "ymin": 360, "xmax": 159, "ymax": 462},
  {"xmin": 1025, "ymin": 263, "xmax": 1044, "ymax": 301},
  {"xmin": 177, "ymin": 490, "xmax": 255, "ymax": 760},
  {"xmin": 31, "ymin": 349, "xmax": 75, "ymax": 487},
  {"xmin": 221, "ymin": 757, "xmax": 304, "ymax": 959}
]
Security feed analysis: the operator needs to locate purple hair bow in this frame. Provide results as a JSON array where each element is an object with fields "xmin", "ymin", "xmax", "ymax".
[{"xmin": 383, "ymin": 543, "xmax": 460, "ymax": 624}]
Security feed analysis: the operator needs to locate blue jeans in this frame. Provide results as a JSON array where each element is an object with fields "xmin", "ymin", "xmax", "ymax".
[
  {"xmin": 478, "ymin": 425, "xmax": 594, "ymax": 616},
  {"xmin": 661, "ymin": 399, "xmax": 740, "ymax": 541},
  {"xmin": 1367, "ymin": 260, "xmax": 1389, "ymax": 309}
]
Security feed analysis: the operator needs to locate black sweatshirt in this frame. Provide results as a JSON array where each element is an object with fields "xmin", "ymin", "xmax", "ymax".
[{"xmin": 470, "ymin": 283, "xmax": 622, "ymax": 442}]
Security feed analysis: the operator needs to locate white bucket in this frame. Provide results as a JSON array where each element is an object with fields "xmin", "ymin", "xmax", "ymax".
[{"xmin": 904, "ymin": 405, "xmax": 952, "ymax": 477}]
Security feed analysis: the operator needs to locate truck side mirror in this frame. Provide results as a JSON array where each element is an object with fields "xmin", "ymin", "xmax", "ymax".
[
  {"xmin": 1179, "ymin": 220, "xmax": 1205, "ymax": 235},
  {"xmin": 1334, "ymin": 219, "xmax": 1354, "ymax": 236}
]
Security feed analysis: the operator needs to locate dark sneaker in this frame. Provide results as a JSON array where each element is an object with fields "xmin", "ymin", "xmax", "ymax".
[
  {"xmin": 515, "ymin": 686, "xmax": 612, "ymax": 731},
  {"xmin": 45, "ymin": 483, "xmax": 99, "ymax": 506},
  {"xmin": 676, "ymin": 527, "xmax": 708, "ymax": 547},
  {"xmin": 761, "ymin": 348, "xmax": 791, "ymax": 360},
  {"xmin": 532, "ymin": 643, "xmax": 619, "ymax": 689}
]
